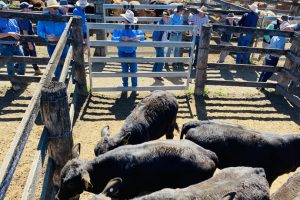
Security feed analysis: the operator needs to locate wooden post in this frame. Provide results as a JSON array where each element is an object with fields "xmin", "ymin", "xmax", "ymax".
[
  {"xmin": 194, "ymin": 24, "xmax": 212, "ymax": 96},
  {"xmin": 290, "ymin": 0, "xmax": 300, "ymax": 16},
  {"xmin": 94, "ymin": 0, "xmax": 106, "ymax": 56},
  {"xmin": 72, "ymin": 17, "xmax": 88, "ymax": 96},
  {"xmin": 40, "ymin": 81, "xmax": 74, "ymax": 187}
]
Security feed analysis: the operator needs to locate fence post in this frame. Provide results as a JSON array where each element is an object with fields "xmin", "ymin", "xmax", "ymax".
[
  {"xmin": 40, "ymin": 82, "xmax": 74, "ymax": 187},
  {"xmin": 94, "ymin": 0, "xmax": 106, "ymax": 56},
  {"xmin": 194, "ymin": 24, "xmax": 212, "ymax": 96},
  {"xmin": 290, "ymin": 0, "xmax": 300, "ymax": 16},
  {"xmin": 72, "ymin": 17, "xmax": 88, "ymax": 96}
]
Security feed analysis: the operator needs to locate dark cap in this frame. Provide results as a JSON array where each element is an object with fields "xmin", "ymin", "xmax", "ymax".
[
  {"xmin": 174, "ymin": 5, "xmax": 186, "ymax": 12},
  {"xmin": 20, "ymin": 2, "xmax": 33, "ymax": 9}
]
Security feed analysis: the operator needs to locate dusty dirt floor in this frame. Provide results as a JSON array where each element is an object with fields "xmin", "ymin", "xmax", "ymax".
[{"xmin": 1, "ymin": 39, "xmax": 300, "ymax": 199}]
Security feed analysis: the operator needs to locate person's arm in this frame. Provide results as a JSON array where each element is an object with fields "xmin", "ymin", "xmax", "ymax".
[
  {"xmin": 134, "ymin": 30, "xmax": 145, "ymax": 41},
  {"xmin": 111, "ymin": 29, "xmax": 121, "ymax": 41},
  {"xmin": 37, "ymin": 21, "xmax": 47, "ymax": 39},
  {"xmin": 188, "ymin": 15, "xmax": 194, "ymax": 25},
  {"xmin": 0, "ymin": 32, "xmax": 20, "ymax": 39},
  {"xmin": 238, "ymin": 14, "xmax": 246, "ymax": 26}
]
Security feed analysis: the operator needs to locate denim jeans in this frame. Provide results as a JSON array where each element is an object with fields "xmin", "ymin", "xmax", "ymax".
[
  {"xmin": 0, "ymin": 44, "xmax": 26, "ymax": 75},
  {"xmin": 22, "ymin": 43, "xmax": 39, "ymax": 70},
  {"xmin": 166, "ymin": 32, "xmax": 182, "ymax": 58},
  {"xmin": 258, "ymin": 55, "xmax": 279, "ymax": 82},
  {"xmin": 189, "ymin": 35, "xmax": 200, "ymax": 66},
  {"xmin": 118, "ymin": 51, "xmax": 137, "ymax": 87},
  {"xmin": 218, "ymin": 41, "xmax": 232, "ymax": 63},
  {"xmin": 152, "ymin": 47, "xmax": 164, "ymax": 72},
  {"xmin": 236, "ymin": 35, "xmax": 251, "ymax": 64},
  {"xmin": 47, "ymin": 45, "xmax": 69, "ymax": 79}
]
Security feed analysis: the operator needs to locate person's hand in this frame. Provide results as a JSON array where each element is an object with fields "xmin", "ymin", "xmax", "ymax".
[
  {"xmin": 134, "ymin": 36, "xmax": 141, "ymax": 41},
  {"xmin": 28, "ymin": 42, "xmax": 34, "ymax": 50},
  {"xmin": 8, "ymin": 32, "xmax": 20, "ymax": 40},
  {"xmin": 46, "ymin": 34, "xmax": 59, "ymax": 42},
  {"xmin": 121, "ymin": 36, "xmax": 130, "ymax": 41}
]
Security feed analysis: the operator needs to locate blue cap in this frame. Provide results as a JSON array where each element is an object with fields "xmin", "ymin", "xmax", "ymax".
[{"xmin": 20, "ymin": 2, "xmax": 33, "ymax": 9}]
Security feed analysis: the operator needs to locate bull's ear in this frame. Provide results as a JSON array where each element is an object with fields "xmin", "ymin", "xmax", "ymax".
[
  {"xmin": 102, "ymin": 177, "xmax": 123, "ymax": 196},
  {"xmin": 222, "ymin": 192, "xmax": 236, "ymax": 200},
  {"xmin": 82, "ymin": 170, "xmax": 93, "ymax": 190},
  {"xmin": 121, "ymin": 133, "xmax": 131, "ymax": 145},
  {"xmin": 72, "ymin": 143, "xmax": 81, "ymax": 159},
  {"xmin": 101, "ymin": 125, "xmax": 110, "ymax": 137}
]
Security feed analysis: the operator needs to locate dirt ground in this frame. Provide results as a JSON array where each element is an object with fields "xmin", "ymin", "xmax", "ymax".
[{"xmin": 1, "ymin": 42, "xmax": 300, "ymax": 199}]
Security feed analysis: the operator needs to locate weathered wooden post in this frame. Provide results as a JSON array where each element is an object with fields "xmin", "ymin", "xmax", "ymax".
[
  {"xmin": 290, "ymin": 0, "xmax": 300, "ymax": 16},
  {"xmin": 194, "ymin": 24, "xmax": 212, "ymax": 96},
  {"xmin": 40, "ymin": 81, "xmax": 74, "ymax": 187},
  {"xmin": 72, "ymin": 17, "xmax": 88, "ymax": 96},
  {"xmin": 94, "ymin": 0, "xmax": 106, "ymax": 56}
]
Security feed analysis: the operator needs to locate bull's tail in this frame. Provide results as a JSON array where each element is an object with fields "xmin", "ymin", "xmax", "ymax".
[
  {"xmin": 180, "ymin": 128, "xmax": 186, "ymax": 139},
  {"xmin": 175, "ymin": 123, "xmax": 179, "ymax": 133}
]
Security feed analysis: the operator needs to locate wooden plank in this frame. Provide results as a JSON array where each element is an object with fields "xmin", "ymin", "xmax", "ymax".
[
  {"xmin": 0, "ymin": 11, "xmax": 69, "ymax": 22},
  {"xmin": 92, "ymin": 71, "xmax": 189, "ymax": 78},
  {"xmin": 286, "ymin": 51, "xmax": 300, "ymax": 64},
  {"xmin": 209, "ymin": 44, "xmax": 287, "ymax": 55},
  {"xmin": 103, "ymin": 4, "xmax": 177, "ymax": 9},
  {"xmin": 0, "ymin": 18, "xmax": 72, "ymax": 199},
  {"xmin": 207, "ymin": 63, "xmax": 283, "ymax": 72},
  {"xmin": 59, "ymin": 46, "xmax": 73, "ymax": 83},
  {"xmin": 92, "ymin": 85, "xmax": 187, "ymax": 92},
  {"xmin": 89, "ymin": 40, "xmax": 193, "ymax": 48},
  {"xmin": 206, "ymin": 9, "xmax": 248, "ymax": 15},
  {"xmin": 0, "ymin": 75, "xmax": 40, "ymax": 83},
  {"xmin": 206, "ymin": 80, "xmax": 277, "ymax": 88},
  {"xmin": 276, "ymin": 85, "xmax": 300, "ymax": 108},
  {"xmin": 0, "ymin": 35, "xmax": 71, "ymax": 46},
  {"xmin": 212, "ymin": 24, "xmax": 294, "ymax": 37},
  {"xmin": 0, "ymin": 56, "xmax": 49, "ymax": 65},
  {"xmin": 91, "ymin": 57, "xmax": 190, "ymax": 63},
  {"xmin": 282, "ymin": 69, "xmax": 300, "ymax": 84}
]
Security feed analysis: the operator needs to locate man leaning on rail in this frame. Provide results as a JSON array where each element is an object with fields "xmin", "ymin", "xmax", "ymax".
[
  {"xmin": 37, "ymin": 0, "xmax": 69, "ymax": 80},
  {"xmin": 0, "ymin": 1, "xmax": 27, "ymax": 91}
]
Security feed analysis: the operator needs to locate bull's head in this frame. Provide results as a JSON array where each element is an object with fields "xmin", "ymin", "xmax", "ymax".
[
  {"xmin": 55, "ymin": 144, "xmax": 93, "ymax": 200},
  {"xmin": 94, "ymin": 125, "xmax": 131, "ymax": 156}
]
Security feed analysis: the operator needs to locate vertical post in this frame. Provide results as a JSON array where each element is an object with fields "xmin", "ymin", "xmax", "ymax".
[
  {"xmin": 290, "ymin": 0, "xmax": 300, "ymax": 16},
  {"xmin": 72, "ymin": 17, "xmax": 88, "ymax": 96},
  {"xmin": 40, "ymin": 82, "xmax": 74, "ymax": 187},
  {"xmin": 94, "ymin": 0, "xmax": 106, "ymax": 56},
  {"xmin": 194, "ymin": 24, "xmax": 212, "ymax": 96}
]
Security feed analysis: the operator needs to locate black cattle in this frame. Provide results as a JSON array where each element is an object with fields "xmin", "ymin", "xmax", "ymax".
[
  {"xmin": 56, "ymin": 140, "xmax": 218, "ymax": 200},
  {"xmin": 180, "ymin": 120, "xmax": 300, "ymax": 184},
  {"xmin": 131, "ymin": 167, "xmax": 270, "ymax": 200},
  {"xmin": 91, "ymin": 178, "xmax": 123, "ymax": 200},
  {"xmin": 94, "ymin": 90, "xmax": 179, "ymax": 156},
  {"xmin": 271, "ymin": 172, "xmax": 300, "ymax": 200}
]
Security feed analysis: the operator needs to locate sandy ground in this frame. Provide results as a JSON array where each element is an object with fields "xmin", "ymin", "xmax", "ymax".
[{"xmin": 0, "ymin": 39, "xmax": 300, "ymax": 199}]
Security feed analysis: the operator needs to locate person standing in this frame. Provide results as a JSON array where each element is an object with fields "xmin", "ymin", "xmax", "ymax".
[
  {"xmin": 59, "ymin": 0, "xmax": 74, "ymax": 15},
  {"xmin": 0, "ymin": 1, "xmax": 27, "ymax": 91},
  {"xmin": 258, "ymin": 22, "xmax": 294, "ymax": 87},
  {"xmin": 73, "ymin": 0, "xmax": 88, "ymax": 47},
  {"xmin": 152, "ymin": 11, "xmax": 170, "ymax": 81},
  {"xmin": 17, "ymin": 2, "xmax": 42, "ymax": 76},
  {"xmin": 166, "ymin": 5, "xmax": 185, "ymax": 61},
  {"xmin": 188, "ymin": 8, "xmax": 209, "ymax": 67},
  {"xmin": 217, "ymin": 13, "xmax": 237, "ymax": 63},
  {"xmin": 37, "ymin": 0, "xmax": 69, "ymax": 80},
  {"xmin": 236, "ymin": 3, "xmax": 259, "ymax": 64},
  {"xmin": 112, "ymin": 10, "xmax": 145, "ymax": 88}
]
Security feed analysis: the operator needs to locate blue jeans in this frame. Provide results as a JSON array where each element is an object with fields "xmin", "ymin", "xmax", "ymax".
[
  {"xmin": 0, "ymin": 44, "xmax": 26, "ymax": 75},
  {"xmin": 22, "ymin": 43, "xmax": 39, "ymax": 70},
  {"xmin": 118, "ymin": 51, "xmax": 137, "ymax": 87},
  {"xmin": 236, "ymin": 35, "xmax": 251, "ymax": 64},
  {"xmin": 166, "ymin": 32, "xmax": 182, "ymax": 58},
  {"xmin": 152, "ymin": 47, "xmax": 164, "ymax": 72},
  {"xmin": 258, "ymin": 55, "xmax": 279, "ymax": 82},
  {"xmin": 47, "ymin": 45, "xmax": 69, "ymax": 79},
  {"xmin": 189, "ymin": 35, "xmax": 200, "ymax": 66}
]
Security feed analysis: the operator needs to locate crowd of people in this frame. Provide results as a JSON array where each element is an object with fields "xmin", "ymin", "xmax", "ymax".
[{"xmin": 0, "ymin": 1, "xmax": 300, "ymax": 90}]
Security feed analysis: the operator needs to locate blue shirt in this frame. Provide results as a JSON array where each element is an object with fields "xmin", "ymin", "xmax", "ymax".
[
  {"xmin": 17, "ymin": 20, "xmax": 34, "ymax": 35},
  {"xmin": 73, "ymin": 6, "xmax": 87, "ymax": 34},
  {"xmin": 37, "ymin": 12, "xmax": 67, "ymax": 42},
  {"xmin": 168, "ymin": 13, "xmax": 183, "ymax": 26},
  {"xmin": 238, "ymin": 12, "xmax": 258, "ymax": 28},
  {"xmin": 152, "ymin": 19, "xmax": 165, "ymax": 41},
  {"xmin": 269, "ymin": 36, "xmax": 286, "ymax": 57},
  {"xmin": 112, "ymin": 29, "xmax": 145, "ymax": 53},
  {"xmin": 0, "ymin": 18, "xmax": 20, "ymax": 44}
]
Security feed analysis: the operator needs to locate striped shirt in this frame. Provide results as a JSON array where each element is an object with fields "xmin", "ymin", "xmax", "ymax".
[{"xmin": 188, "ymin": 14, "xmax": 209, "ymax": 35}]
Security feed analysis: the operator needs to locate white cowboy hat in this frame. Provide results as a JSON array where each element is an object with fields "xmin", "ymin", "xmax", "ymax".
[
  {"xmin": 76, "ymin": 0, "xmax": 89, "ymax": 7},
  {"xmin": 248, "ymin": 3, "xmax": 258, "ymax": 13},
  {"xmin": 47, "ymin": 0, "xmax": 60, "ymax": 8},
  {"xmin": 280, "ymin": 21, "xmax": 290, "ymax": 30},
  {"xmin": 120, "ymin": 10, "xmax": 138, "ymax": 24}
]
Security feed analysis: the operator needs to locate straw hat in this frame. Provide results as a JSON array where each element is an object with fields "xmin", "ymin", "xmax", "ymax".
[
  {"xmin": 76, "ymin": 0, "xmax": 89, "ymax": 7},
  {"xmin": 47, "ymin": 0, "xmax": 60, "ymax": 8},
  {"xmin": 120, "ymin": 10, "xmax": 138, "ymax": 24},
  {"xmin": 248, "ymin": 3, "xmax": 258, "ymax": 13}
]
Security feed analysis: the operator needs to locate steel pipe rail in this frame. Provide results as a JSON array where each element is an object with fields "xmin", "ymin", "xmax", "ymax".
[
  {"xmin": 90, "ymin": 57, "xmax": 190, "ymax": 63},
  {"xmin": 91, "ymin": 72, "xmax": 189, "ymax": 78}
]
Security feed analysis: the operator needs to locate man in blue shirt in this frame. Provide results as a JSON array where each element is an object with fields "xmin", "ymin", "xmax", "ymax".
[
  {"xmin": 0, "ymin": 1, "xmax": 27, "ymax": 90},
  {"xmin": 166, "ymin": 5, "xmax": 185, "ymax": 62},
  {"xmin": 258, "ymin": 22, "xmax": 294, "ymax": 86},
  {"xmin": 112, "ymin": 10, "xmax": 145, "ymax": 88},
  {"xmin": 17, "ymin": 2, "xmax": 42, "ymax": 76},
  {"xmin": 236, "ymin": 3, "xmax": 259, "ymax": 64},
  {"xmin": 37, "ymin": 0, "xmax": 69, "ymax": 80},
  {"xmin": 73, "ymin": 0, "xmax": 88, "ymax": 49}
]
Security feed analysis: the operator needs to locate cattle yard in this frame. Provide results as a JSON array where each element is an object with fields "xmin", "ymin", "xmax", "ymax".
[{"xmin": 1, "ymin": 0, "xmax": 300, "ymax": 199}]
